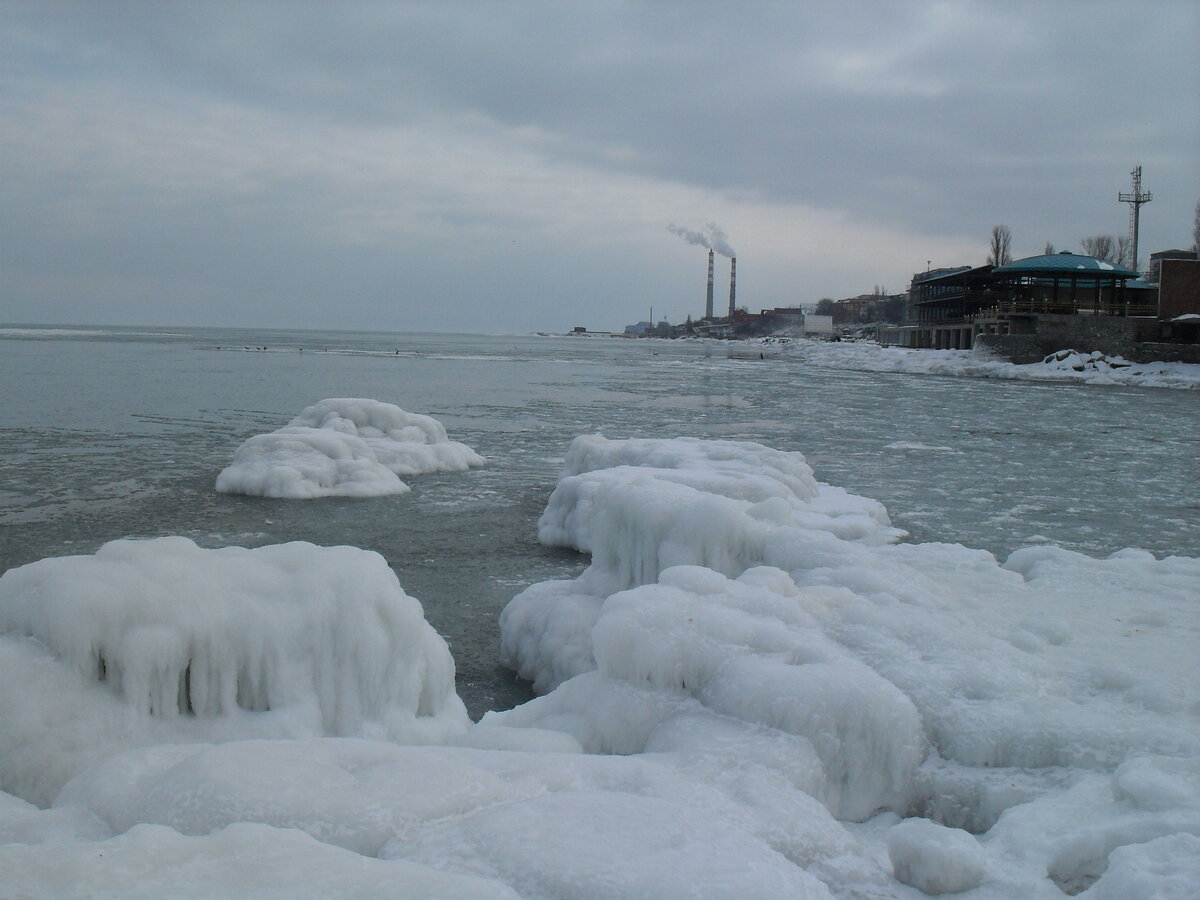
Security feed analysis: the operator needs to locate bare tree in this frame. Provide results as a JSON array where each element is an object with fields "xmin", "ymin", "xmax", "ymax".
[
  {"xmin": 1116, "ymin": 235, "xmax": 1132, "ymax": 269},
  {"xmin": 1044, "ymin": 242, "xmax": 1055, "ymax": 255},
  {"xmin": 988, "ymin": 225, "xmax": 1012, "ymax": 266},
  {"xmin": 1080, "ymin": 234, "xmax": 1117, "ymax": 263}
]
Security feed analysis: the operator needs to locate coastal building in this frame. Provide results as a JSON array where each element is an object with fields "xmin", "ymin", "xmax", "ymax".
[
  {"xmin": 878, "ymin": 251, "xmax": 1200, "ymax": 363},
  {"xmin": 1149, "ymin": 249, "xmax": 1198, "ymax": 283}
]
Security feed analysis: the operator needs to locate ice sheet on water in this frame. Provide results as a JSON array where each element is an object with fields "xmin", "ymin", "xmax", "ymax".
[{"xmin": 215, "ymin": 398, "xmax": 485, "ymax": 498}]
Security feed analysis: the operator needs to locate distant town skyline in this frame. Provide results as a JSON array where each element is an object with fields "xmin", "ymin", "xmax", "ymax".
[{"xmin": 2, "ymin": 2, "xmax": 1197, "ymax": 333}]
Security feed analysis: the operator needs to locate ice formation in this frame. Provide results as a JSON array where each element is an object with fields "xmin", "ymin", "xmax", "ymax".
[
  {"xmin": 2, "ymin": 435, "xmax": 1198, "ymax": 898},
  {"xmin": 0, "ymin": 537, "xmax": 468, "ymax": 805},
  {"xmin": 491, "ymin": 436, "xmax": 1200, "ymax": 894},
  {"xmin": 215, "ymin": 398, "xmax": 485, "ymax": 498},
  {"xmin": 780, "ymin": 338, "xmax": 1200, "ymax": 390}
]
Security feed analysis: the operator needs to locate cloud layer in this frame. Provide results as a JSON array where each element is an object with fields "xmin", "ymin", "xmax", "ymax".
[{"xmin": 2, "ymin": 2, "xmax": 1195, "ymax": 332}]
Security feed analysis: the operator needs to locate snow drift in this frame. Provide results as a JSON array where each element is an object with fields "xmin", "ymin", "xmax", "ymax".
[
  {"xmin": 0, "ymin": 537, "xmax": 468, "ymax": 805},
  {"xmin": 215, "ymin": 398, "xmax": 485, "ymax": 498}
]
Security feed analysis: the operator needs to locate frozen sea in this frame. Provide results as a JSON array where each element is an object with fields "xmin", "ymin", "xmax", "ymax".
[
  {"xmin": 3, "ymin": 324, "xmax": 1200, "ymax": 898},
  {"xmin": 1, "ymin": 324, "xmax": 1197, "ymax": 718}
]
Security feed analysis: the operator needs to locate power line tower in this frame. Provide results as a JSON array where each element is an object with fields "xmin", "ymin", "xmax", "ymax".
[{"xmin": 1118, "ymin": 165, "xmax": 1151, "ymax": 275}]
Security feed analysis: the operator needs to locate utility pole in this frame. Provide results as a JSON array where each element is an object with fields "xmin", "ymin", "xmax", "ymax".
[{"xmin": 1118, "ymin": 165, "xmax": 1151, "ymax": 275}]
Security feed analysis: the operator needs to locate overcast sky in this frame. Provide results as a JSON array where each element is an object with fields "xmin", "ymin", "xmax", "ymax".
[{"xmin": 2, "ymin": 1, "xmax": 1196, "ymax": 334}]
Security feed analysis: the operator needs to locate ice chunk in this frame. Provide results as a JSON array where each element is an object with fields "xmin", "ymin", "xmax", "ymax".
[
  {"xmin": 216, "ymin": 398, "xmax": 484, "ymax": 498},
  {"xmin": 0, "ymin": 537, "xmax": 469, "ymax": 805},
  {"xmin": 887, "ymin": 817, "xmax": 985, "ymax": 894}
]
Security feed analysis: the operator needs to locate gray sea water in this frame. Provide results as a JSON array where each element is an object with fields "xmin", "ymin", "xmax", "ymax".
[{"xmin": 2, "ymin": 325, "xmax": 1197, "ymax": 717}]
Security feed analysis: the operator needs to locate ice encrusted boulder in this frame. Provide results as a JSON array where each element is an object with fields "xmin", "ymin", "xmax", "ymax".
[
  {"xmin": 0, "ymin": 537, "xmax": 469, "ymax": 805},
  {"xmin": 494, "ymin": 565, "xmax": 925, "ymax": 821},
  {"xmin": 502, "ymin": 435, "xmax": 902, "ymax": 688},
  {"xmin": 497, "ymin": 437, "xmax": 924, "ymax": 821},
  {"xmin": 216, "ymin": 398, "xmax": 484, "ymax": 498}
]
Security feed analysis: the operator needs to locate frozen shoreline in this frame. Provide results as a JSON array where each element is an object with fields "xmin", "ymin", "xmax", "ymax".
[
  {"xmin": 2, "ymin": 434, "xmax": 1197, "ymax": 897},
  {"xmin": 752, "ymin": 337, "xmax": 1200, "ymax": 390}
]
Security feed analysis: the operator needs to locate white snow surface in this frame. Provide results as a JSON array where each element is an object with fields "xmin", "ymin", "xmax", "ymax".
[
  {"xmin": 773, "ymin": 338, "xmax": 1200, "ymax": 389},
  {"xmin": 215, "ymin": 397, "xmax": 485, "ymax": 498},
  {"xmin": 3, "ymin": 435, "xmax": 1199, "ymax": 898}
]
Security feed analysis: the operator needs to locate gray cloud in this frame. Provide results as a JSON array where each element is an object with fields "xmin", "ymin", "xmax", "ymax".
[{"xmin": 1, "ymin": 1, "xmax": 1196, "ymax": 332}]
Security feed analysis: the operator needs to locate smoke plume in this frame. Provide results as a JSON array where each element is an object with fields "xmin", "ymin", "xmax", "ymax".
[{"xmin": 668, "ymin": 223, "xmax": 736, "ymax": 258}]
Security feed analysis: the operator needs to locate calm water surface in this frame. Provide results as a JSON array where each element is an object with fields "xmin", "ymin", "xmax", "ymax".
[{"xmin": 2, "ymin": 325, "xmax": 1197, "ymax": 717}]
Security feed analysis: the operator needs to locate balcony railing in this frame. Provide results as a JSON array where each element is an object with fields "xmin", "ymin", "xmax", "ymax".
[{"xmin": 969, "ymin": 300, "xmax": 1157, "ymax": 320}]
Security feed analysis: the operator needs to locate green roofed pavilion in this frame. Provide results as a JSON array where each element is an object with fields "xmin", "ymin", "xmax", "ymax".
[{"xmin": 992, "ymin": 251, "xmax": 1138, "ymax": 279}]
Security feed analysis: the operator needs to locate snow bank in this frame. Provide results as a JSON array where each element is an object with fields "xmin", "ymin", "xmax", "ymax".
[
  {"xmin": 0, "ymin": 538, "xmax": 468, "ymax": 805},
  {"xmin": 216, "ymin": 398, "xmax": 485, "ymax": 498},
  {"xmin": 782, "ymin": 339, "xmax": 1200, "ymax": 390}
]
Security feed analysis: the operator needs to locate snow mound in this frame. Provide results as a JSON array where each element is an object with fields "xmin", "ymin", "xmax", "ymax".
[
  {"xmin": 216, "ymin": 398, "xmax": 484, "ymax": 498},
  {"xmin": 887, "ymin": 818, "xmax": 985, "ymax": 894},
  {"xmin": 0, "ymin": 537, "xmax": 468, "ymax": 805}
]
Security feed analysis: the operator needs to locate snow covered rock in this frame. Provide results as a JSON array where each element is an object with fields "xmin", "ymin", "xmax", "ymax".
[
  {"xmin": 216, "ymin": 398, "xmax": 484, "ymax": 498},
  {"xmin": 0, "ymin": 537, "xmax": 469, "ymax": 805}
]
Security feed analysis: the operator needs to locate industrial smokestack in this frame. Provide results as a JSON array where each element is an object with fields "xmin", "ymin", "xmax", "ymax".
[
  {"xmin": 705, "ymin": 249, "xmax": 714, "ymax": 320},
  {"xmin": 727, "ymin": 257, "xmax": 736, "ymax": 318}
]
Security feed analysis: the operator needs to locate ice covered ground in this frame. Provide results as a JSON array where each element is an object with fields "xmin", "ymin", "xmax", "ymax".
[
  {"xmin": 216, "ymin": 398, "xmax": 485, "ymax": 498},
  {"xmin": 2, "ymin": 436, "xmax": 1198, "ymax": 897},
  {"xmin": 763, "ymin": 338, "xmax": 1200, "ymax": 390}
]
